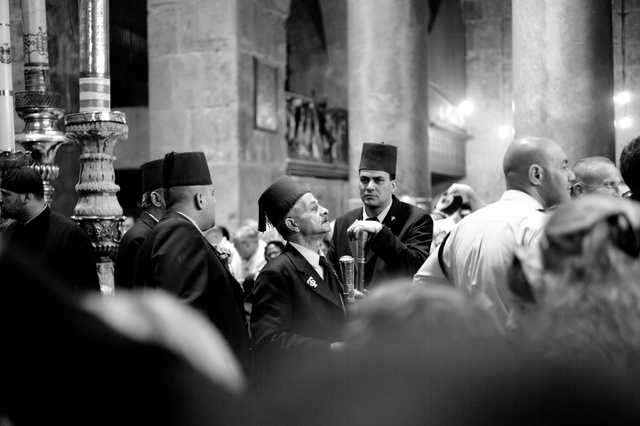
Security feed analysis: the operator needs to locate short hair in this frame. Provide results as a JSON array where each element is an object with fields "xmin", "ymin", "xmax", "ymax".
[
  {"xmin": 266, "ymin": 240, "xmax": 285, "ymax": 252},
  {"xmin": 164, "ymin": 186, "xmax": 196, "ymax": 208},
  {"xmin": 620, "ymin": 136, "xmax": 640, "ymax": 195},
  {"xmin": 141, "ymin": 188, "xmax": 164, "ymax": 211},
  {"xmin": 233, "ymin": 225, "xmax": 259, "ymax": 242}
]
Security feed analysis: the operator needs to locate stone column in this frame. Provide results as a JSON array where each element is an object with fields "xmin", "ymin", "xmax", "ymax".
[
  {"xmin": 513, "ymin": 0, "xmax": 615, "ymax": 161},
  {"xmin": 348, "ymin": 0, "xmax": 431, "ymax": 200}
]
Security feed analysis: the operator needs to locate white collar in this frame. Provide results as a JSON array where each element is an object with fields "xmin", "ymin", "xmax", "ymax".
[
  {"xmin": 289, "ymin": 241, "xmax": 321, "ymax": 269},
  {"xmin": 363, "ymin": 200, "xmax": 393, "ymax": 223},
  {"xmin": 176, "ymin": 211, "xmax": 207, "ymax": 238}
]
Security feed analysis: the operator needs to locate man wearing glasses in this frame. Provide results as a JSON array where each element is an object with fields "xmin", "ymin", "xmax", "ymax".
[{"xmin": 570, "ymin": 156, "xmax": 626, "ymax": 199}]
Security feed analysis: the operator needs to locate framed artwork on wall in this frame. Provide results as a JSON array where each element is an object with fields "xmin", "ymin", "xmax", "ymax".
[{"xmin": 254, "ymin": 57, "xmax": 278, "ymax": 132}]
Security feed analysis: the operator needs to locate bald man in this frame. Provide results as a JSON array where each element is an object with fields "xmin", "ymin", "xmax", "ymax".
[
  {"xmin": 414, "ymin": 137, "xmax": 575, "ymax": 329},
  {"xmin": 570, "ymin": 156, "xmax": 624, "ymax": 198}
]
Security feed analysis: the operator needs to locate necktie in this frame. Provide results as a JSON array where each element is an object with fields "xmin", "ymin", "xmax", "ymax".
[
  {"xmin": 319, "ymin": 256, "xmax": 343, "ymax": 301},
  {"xmin": 366, "ymin": 217, "xmax": 379, "ymax": 222}
]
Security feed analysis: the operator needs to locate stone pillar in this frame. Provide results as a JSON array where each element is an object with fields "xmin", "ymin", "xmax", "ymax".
[
  {"xmin": 513, "ymin": 0, "xmax": 615, "ymax": 161},
  {"xmin": 348, "ymin": 0, "xmax": 431, "ymax": 200},
  {"xmin": 148, "ymin": 0, "xmax": 289, "ymax": 230}
]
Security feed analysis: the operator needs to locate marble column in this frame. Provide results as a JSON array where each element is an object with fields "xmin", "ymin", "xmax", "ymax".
[
  {"xmin": 513, "ymin": 0, "xmax": 615, "ymax": 161},
  {"xmin": 348, "ymin": 0, "xmax": 431, "ymax": 201}
]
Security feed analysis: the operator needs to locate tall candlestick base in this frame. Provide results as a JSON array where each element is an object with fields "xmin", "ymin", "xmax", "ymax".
[
  {"xmin": 15, "ymin": 91, "xmax": 67, "ymax": 206},
  {"xmin": 64, "ymin": 110, "xmax": 128, "ymax": 297}
]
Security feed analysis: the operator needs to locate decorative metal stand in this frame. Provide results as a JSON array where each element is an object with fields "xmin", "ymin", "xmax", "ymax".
[
  {"xmin": 65, "ymin": 111, "xmax": 127, "ymax": 296},
  {"xmin": 14, "ymin": 0, "xmax": 67, "ymax": 206},
  {"xmin": 65, "ymin": 0, "xmax": 127, "ymax": 297},
  {"xmin": 14, "ymin": 92, "xmax": 66, "ymax": 206}
]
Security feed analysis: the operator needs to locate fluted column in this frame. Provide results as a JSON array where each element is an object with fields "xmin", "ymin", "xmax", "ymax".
[
  {"xmin": 348, "ymin": 0, "xmax": 430, "ymax": 200},
  {"xmin": 513, "ymin": 0, "xmax": 615, "ymax": 161}
]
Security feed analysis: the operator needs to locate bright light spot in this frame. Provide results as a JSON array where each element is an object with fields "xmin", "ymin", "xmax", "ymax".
[
  {"xmin": 615, "ymin": 91, "xmax": 631, "ymax": 105},
  {"xmin": 498, "ymin": 125, "xmax": 514, "ymax": 139},
  {"xmin": 459, "ymin": 100, "xmax": 474, "ymax": 116},
  {"xmin": 618, "ymin": 116, "xmax": 633, "ymax": 129}
]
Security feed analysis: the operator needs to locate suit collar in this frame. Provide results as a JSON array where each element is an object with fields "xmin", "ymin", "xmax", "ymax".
[{"xmin": 284, "ymin": 244, "xmax": 344, "ymax": 311}]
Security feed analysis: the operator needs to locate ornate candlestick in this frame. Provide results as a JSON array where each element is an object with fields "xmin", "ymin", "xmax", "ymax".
[
  {"xmin": 0, "ymin": 0, "xmax": 15, "ymax": 151},
  {"xmin": 65, "ymin": 0, "xmax": 127, "ymax": 297},
  {"xmin": 14, "ymin": 0, "xmax": 66, "ymax": 206}
]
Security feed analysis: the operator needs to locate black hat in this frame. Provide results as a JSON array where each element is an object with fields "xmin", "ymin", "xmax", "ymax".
[
  {"xmin": 162, "ymin": 151, "xmax": 212, "ymax": 188},
  {"xmin": 359, "ymin": 142, "xmax": 397, "ymax": 176},
  {"xmin": 141, "ymin": 159, "xmax": 164, "ymax": 193},
  {"xmin": 0, "ymin": 167, "xmax": 43, "ymax": 194},
  {"xmin": 258, "ymin": 175, "xmax": 309, "ymax": 232},
  {"xmin": 436, "ymin": 194, "xmax": 463, "ymax": 216}
]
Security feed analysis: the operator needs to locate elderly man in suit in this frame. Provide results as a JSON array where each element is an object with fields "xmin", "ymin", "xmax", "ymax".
[
  {"xmin": 115, "ymin": 158, "xmax": 166, "ymax": 290},
  {"xmin": 327, "ymin": 142, "xmax": 433, "ymax": 289},
  {"xmin": 251, "ymin": 176, "xmax": 346, "ymax": 382}
]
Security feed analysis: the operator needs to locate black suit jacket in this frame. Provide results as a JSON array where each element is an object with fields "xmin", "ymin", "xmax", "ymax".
[
  {"xmin": 115, "ymin": 211, "xmax": 157, "ymax": 290},
  {"xmin": 0, "ymin": 206, "xmax": 100, "ymax": 296},
  {"xmin": 327, "ymin": 195, "xmax": 433, "ymax": 288},
  {"xmin": 133, "ymin": 212, "xmax": 251, "ymax": 368},
  {"xmin": 251, "ymin": 243, "xmax": 346, "ymax": 370}
]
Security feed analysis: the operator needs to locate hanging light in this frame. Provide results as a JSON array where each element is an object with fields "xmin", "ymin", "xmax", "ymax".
[
  {"xmin": 616, "ymin": 116, "xmax": 633, "ymax": 129},
  {"xmin": 615, "ymin": 91, "xmax": 631, "ymax": 105},
  {"xmin": 498, "ymin": 125, "xmax": 514, "ymax": 139},
  {"xmin": 458, "ymin": 100, "xmax": 474, "ymax": 116}
]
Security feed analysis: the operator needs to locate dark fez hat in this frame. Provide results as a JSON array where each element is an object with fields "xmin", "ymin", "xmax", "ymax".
[
  {"xmin": 0, "ymin": 167, "xmax": 43, "ymax": 194},
  {"xmin": 141, "ymin": 159, "xmax": 164, "ymax": 193},
  {"xmin": 258, "ymin": 175, "xmax": 309, "ymax": 232},
  {"xmin": 162, "ymin": 151, "xmax": 212, "ymax": 188},
  {"xmin": 359, "ymin": 142, "xmax": 397, "ymax": 176}
]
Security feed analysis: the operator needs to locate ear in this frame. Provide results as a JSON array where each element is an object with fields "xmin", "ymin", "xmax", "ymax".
[
  {"xmin": 22, "ymin": 193, "xmax": 32, "ymax": 205},
  {"xmin": 150, "ymin": 191, "xmax": 162, "ymax": 208},
  {"xmin": 284, "ymin": 217, "xmax": 299, "ymax": 233},
  {"xmin": 529, "ymin": 164, "xmax": 543, "ymax": 186},
  {"xmin": 194, "ymin": 193, "xmax": 204, "ymax": 210},
  {"xmin": 572, "ymin": 183, "xmax": 586, "ymax": 197},
  {"xmin": 390, "ymin": 180, "xmax": 397, "ymax": 193}
]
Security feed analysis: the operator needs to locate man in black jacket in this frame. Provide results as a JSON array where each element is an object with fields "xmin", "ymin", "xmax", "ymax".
[
  {"xmin": 133, "ymin": 152, "xmax": 251, "ymax": 371},
  {"xmin": 115, "ymin": 158, "xmax": 166, "ymax": 290},
  {"xmin": 327, "ymin": 142, "xmax": 433, "ymax": 288},
  {"xmin": 0, "ymin": 167, "xmax": 100, "ymax": 296},
  {"xmin": 252, "ymin": 176, "xmax": 346, "ymax": 381}
]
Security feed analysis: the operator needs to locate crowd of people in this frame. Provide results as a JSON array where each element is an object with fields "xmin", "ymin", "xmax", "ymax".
[{"xmin": 2, "ymin": 136, "xmax": 640, "ymax": 424}]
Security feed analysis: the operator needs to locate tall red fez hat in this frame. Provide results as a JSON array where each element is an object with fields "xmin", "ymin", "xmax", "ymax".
[
  {"xmin": 0, "ymin": 167, "xmax": 43, "ymax": 194},
  {"xmin": 141, "ymin": 159, "xmax": 164, "ymax": 193},
  {"xmin": 258, "ymin": 175, "xmax": 309, "ymax": 232},
  {"xmin": 359, "ymin": 142, "xmax": 397, "ymax": 176},
  {"xmin": 162, "ymin": 151, "xmax": 212, "ymax": 188}
]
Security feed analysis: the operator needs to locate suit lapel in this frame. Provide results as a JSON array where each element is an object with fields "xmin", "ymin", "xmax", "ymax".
[{"xmin": 286, "ymin": 245, "xmax": 344, "ymax": 311}]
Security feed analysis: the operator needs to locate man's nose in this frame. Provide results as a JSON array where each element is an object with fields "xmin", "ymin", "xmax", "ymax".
[{"xmin": 567, "ymin": 169, "xmax": 576, "ymax": 182}]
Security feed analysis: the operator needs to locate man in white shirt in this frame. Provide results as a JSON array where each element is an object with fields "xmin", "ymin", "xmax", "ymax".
[
  {"xmin": 231, "ymin": 225, "xmax": 267, "ymax": 288},
  {"xmin": 414, "ymin": 137, "xmax": 575, "ymax": 328}
]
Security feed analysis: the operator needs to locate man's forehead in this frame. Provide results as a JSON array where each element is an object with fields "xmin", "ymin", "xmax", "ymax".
[{"xmin": 359, "ymin": 170, "xmax": 390, "ymax": 179}]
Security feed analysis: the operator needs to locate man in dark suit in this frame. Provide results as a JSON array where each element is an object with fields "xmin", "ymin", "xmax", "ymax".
[
  {"xmin": 0, "ymin": 167, "xmax": 100, "ymax": 296},
  {"xmin": 133, "ymin": 151, "xmax": 251, "ymax": 370},
  {"xmin": 251, "ymin": 176, "xmax": 346, "ymax": 380},
  {"xmin": 115, "ymin": 158, "xmax": 166, "ymax": 290},
  {"xmin": 327, "ymin": 142, "xmax": 433, "ymax": 289}
]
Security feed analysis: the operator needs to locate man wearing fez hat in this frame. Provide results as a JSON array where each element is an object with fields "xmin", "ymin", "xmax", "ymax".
[
  {"xmin": 133, "ymin": 152, "xmax": 251, "ymax": 370},
  {"xmin": 0, "ymin": 167, "xmax": 100, "ymax": 296},
  {"xmin": 326, "ymin": 142, "xmax": 433, "ymax": 289},
  {"xmin": 115, "ymin": 158, "xmax": 167, "ymax": 290},
  {"xmin": 251, "ymin": 176, "xmax": 346, "ymax": 381}
]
